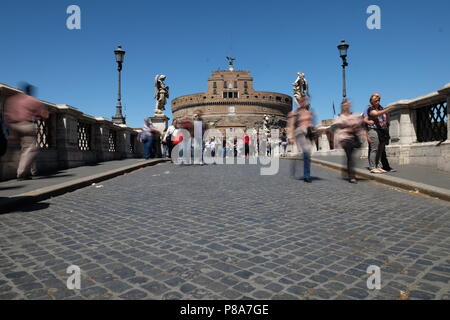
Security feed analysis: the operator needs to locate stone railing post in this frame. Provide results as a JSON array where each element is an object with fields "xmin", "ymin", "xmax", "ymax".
[
  {"xmin": 94, "ymin": 118, "xmax": 112, "ymax": 162},
  {"xmin": 388, "ymin": 100, "xmax": 416, "ymax": 145},
  {"xmin": 437, "ymin": 84, "xmax": 450, "ymax": 142},
  {"xmin": 437, "ymin": 84, "xmax": 450, "ymax": 172},
  {"xmin": 318, "ymin": 133, "xmax": 330, "ymax": 152},
  {"xmin": 55, "ymin": 105, "xmax": 83, "ymax": 169},
  {"xmin": 115, "ymin": 124, "xmax": 128, "ymax": 158}
]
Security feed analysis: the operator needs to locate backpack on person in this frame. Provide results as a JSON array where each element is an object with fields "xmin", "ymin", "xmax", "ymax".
[{"xmin": 0, "ymin": 119, "xmax": 8, "ymax": 157}]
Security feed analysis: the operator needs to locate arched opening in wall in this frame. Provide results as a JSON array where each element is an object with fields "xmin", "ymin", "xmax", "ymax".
[{"xmin": 130, "ymin": 134, "xmax": 137, "ymax": 153}]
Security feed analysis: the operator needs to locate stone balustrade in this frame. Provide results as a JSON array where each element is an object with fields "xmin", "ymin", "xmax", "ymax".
[{"xmin": 0, "ymin": 84, "xmax": 143, "ymax": 181}]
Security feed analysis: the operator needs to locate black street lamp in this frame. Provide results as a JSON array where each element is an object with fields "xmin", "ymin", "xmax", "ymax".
[
  {"xmin": 112, "ymin": 45, "xmax": 126, "ymax": 124},
  {"xmin": 337, "ymin": 40, "xmax": 349, "ymax": 101}
]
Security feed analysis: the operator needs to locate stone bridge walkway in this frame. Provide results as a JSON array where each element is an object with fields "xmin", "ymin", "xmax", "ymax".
[{"xmin": 1, "ymin": 160, "xmax": 450, "ymax": 300}]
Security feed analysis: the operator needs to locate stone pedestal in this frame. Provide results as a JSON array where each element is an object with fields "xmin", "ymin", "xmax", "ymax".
[
  {"xmin": 150, "ymin": 114, "xmax": 169, "ymax": 134},
  {"xmin": 150, "ymin": 114, "xmax": 169, "ymax": 158},
  {"xmin": 318, "ymin": 133, "xmax": 330, "ymax": 152}
]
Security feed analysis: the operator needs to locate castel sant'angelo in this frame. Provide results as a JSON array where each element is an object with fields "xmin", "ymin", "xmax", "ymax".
[{"xmin": 171, "ymin": 59, "xmax": 293, "ymax": 134}]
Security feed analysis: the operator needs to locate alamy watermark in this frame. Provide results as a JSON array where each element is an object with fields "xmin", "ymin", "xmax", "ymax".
[
  {"xmin": 367, "ymin": 265, "xmax": 381, "ymax": 290},
  {"xmin": 367, "ymin": 5, "xmax": 381, "ymax": 30},
  {"xmin": 171, "ymin": 126, "xmax": 280, "ymax": 175},
  {"xmin": 66, "ymin": 265, "xmax": 81, "ymax": 290},
  {"xmin": 66, "ymin": 5, "xmax": 81, "ymax": 30}
]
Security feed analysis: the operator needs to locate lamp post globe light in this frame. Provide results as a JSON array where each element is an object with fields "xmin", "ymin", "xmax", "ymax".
[
  {"xmin": 112, "ymin": 45, "xmax": 126, "ymax": 124},
  {"xmin": 337, "ymin": 40, "xmax": 349, "ymax": 101}
]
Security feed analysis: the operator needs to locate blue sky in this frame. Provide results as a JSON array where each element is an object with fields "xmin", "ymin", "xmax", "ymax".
[{"xmin": 1, "ymin": 0, "xmax": 449, "ymax": 128}]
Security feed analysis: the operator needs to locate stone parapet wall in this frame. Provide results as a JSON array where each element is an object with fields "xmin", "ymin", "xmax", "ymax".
[{"xmin": 0, "ymin": 84, "xmax": 143, "ymax": 181}]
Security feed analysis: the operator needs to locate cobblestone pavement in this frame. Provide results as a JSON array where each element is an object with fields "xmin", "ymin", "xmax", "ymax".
[{"xmin": 1, "ymin": 160, "xmax": 450, "ymax": 300}]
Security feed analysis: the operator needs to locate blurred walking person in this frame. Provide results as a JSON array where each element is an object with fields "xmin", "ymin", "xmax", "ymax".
[
  {"xmin": 287, "ymin": 96, "xmax": 315, "ymax": 183},
  {"xmin": 139, "ymin": 118, "xmax": 159, "ymax": 160},
  {"xmin": 0, "ymin": 118, "xmax": 7, "ymax": 159},
  {"xmin": 243, "ymin": 129, "xmax": 250, "ymax": 159},
  {"xmin": 163, "ymin": 119, "xmax": 177, "ymax": 158},
  {"xmin": 280, "ymin": 130, "xmax": 288, "ymax": 157},
  {"xmin": 4, "ymin": 83, "xmax": 48, "ymax": 180},
  {"xmin": 332, "ymin": 100, "xmax": 364, "ymax": 183}
]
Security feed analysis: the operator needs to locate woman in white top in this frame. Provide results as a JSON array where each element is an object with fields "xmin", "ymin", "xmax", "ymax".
[{"xmin": 163, "ymin": 119, "xmax": 177, "ymax": 159}]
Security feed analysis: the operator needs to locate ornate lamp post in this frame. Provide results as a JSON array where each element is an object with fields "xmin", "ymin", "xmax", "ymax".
[
  {"xmin": 112, "ymin": 45, "xmax": 126, "ymax": 124},
  {"xmin": 337, "ymin": 40, "xmax": 349, "ymax": 101}
]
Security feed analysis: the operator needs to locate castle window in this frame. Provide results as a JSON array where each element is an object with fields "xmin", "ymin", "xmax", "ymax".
[
  {"xmin": 223, "ymin": 91, "xmax": 238, "ymax": 99},
  {"xmin": 224, "ymin": 81, "xmax": 227, "ymax": 88},
  {"xmin": 234, "ymin": 81, "xmax": 238, "ymax": 88},
  {"xmin": 213, "ymin": 82, "xmax": 217, "ymax": 88},
  {"xmin": 244, "ymin": 81, "xmax": 248, "ymax": 88},
  {"xmin": 276, "ymin": 96, "xmax": 281, "ymax": 101}
]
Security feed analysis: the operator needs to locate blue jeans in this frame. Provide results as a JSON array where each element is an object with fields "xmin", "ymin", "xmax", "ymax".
[
  {"xmin": 143, "ymin": 139, "xmax": 154, "ymax": 159},
  {"xmin": 303, "ymin": 151, "xmax": 311, "ymax": 179},
  {"xmin": 296, "ymin": 132, "xmax": 312, "ymax": 179}
]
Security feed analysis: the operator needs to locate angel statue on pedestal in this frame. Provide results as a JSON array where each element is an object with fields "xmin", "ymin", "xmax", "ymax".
[
  {"xmin": 154, "ymin": 75, "xmax": 169, "ymax": 115},
  {"xmin": 292, "ymin": 72, "xmax": 309, "ymax": 100}
]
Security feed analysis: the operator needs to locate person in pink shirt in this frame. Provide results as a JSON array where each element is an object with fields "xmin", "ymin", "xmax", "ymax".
[
  {"xmin": 332, "ymin": 100, "xmax": 365, "ymax": 183},
  {"xmin": 4, "ymin": 83, "xmax": 49, "ymax": 180}
]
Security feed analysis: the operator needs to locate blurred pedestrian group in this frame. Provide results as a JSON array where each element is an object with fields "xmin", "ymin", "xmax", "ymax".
[{"xmin": 1, "ymin": 82, "xmax": 395, "ymax": 185}]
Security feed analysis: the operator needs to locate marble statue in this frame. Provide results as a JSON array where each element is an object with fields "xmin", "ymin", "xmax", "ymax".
[
  {"xmin": 154, "ymin": 75, "xmax": 169, "ymax": 115},
  {"xmin": 292, "ymin": 72, "xmax": 309, "ymax": 99},
  {"xmin": 226, "ymin": 57, "xmax": 236, "ymax": 71}
]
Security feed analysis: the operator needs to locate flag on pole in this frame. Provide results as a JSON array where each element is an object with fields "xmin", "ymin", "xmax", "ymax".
[{"xmin": 332, "ymin": 101, "xmax": 336, "ymax": 117}]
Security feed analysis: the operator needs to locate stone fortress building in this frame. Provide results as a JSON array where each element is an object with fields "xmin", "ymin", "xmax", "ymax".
[{"xmin": 171, "ymin": 61, "xmax": 293, "ymax": 134}]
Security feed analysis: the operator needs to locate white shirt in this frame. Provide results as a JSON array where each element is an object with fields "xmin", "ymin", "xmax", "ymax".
[{"xmin": 163, "ymin": 125, "xmax": 176, "ymax": 141}]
